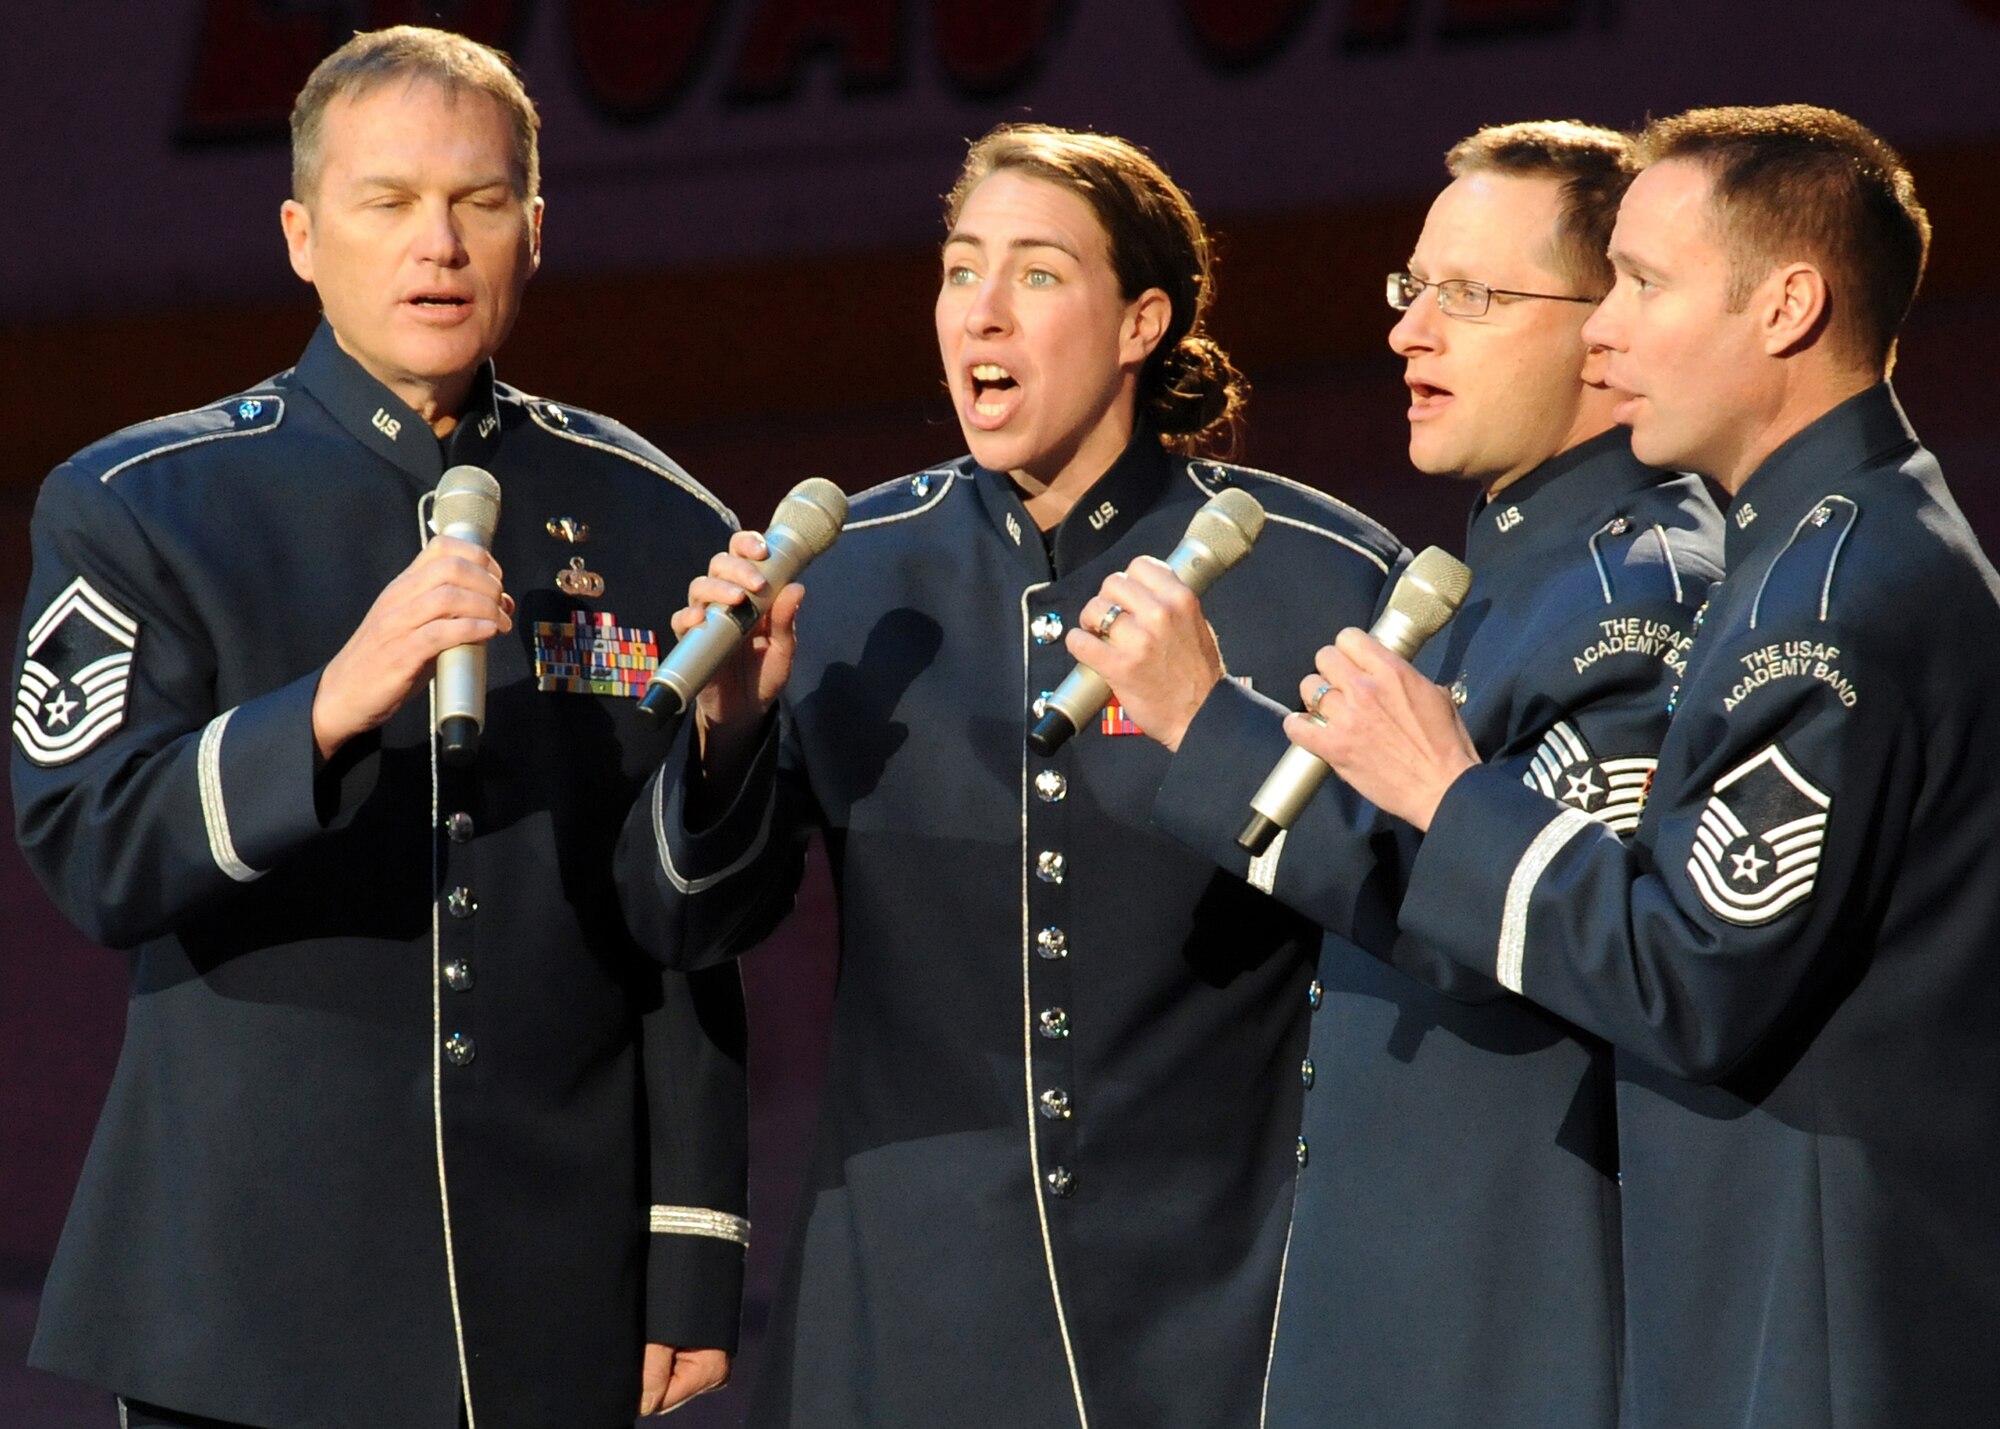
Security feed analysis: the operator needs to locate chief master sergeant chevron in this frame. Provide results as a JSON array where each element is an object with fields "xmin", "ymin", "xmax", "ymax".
[
  {"xmin": 12, "ymin": 27, "xmax": 746, "ymax": 1429},
  {"xmin": 1295, "ymin": 104, "xmax": 2000, "ymax": 1427}
]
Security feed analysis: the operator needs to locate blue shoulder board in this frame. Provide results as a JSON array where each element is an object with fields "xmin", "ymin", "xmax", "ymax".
[{"xmin": 72, "ymin": 392, "xmax": 285, "ymax": 484}]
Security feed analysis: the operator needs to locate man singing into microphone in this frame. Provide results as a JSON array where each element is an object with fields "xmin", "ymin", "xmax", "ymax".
[
  {"xmin": 1069, "ymin": 122, "xmax": 1723, "ymax": 1425},
  {"xmin": 1296, "ymin": 105, "xmax": 2000, "ymax": 1427},
  {"xmin": 13, "ymin": 27, "xmax": 745, "ymax": 1429}
]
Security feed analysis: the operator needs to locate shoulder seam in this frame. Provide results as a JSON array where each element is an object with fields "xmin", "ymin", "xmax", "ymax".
[
  {"xmin": 98, "ymin": 395, "xmax": 287, "ymax": 485},
  {"xmin": 845, "ymin": 468, "xmax": 958, "ymax": 530},
  {"xmin": 524, "ymin": 402, "xmax": 736, "ymax": 527}
]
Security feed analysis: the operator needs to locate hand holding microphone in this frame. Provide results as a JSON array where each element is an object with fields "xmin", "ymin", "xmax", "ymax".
[
  {"xmin": 1029, "ymin": 488, "xmax": 1266, "ymax": 756},
  {"xmin": 639, "ymin": 478, "xmax": 849, "ymax": 738},
  {"xmin": 1238, "ymin": 547, "xmax": 1472, "ymax": 852}
]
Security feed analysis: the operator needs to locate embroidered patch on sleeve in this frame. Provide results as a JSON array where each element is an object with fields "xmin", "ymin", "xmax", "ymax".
[
  {"xmin": 1686, "ymin": 742, "xmax": 1831, "ymax": 925},
  {"xmin": 12, "ymin": 576, "xmax": 140, "ymax": 765},
  {"xmin": 532, "ymin": 608, "xmax": 659, "ymax": 697},
  {"xmin": 1522, "ymin": 719, "xmax": 1656, "ymax": 835}
]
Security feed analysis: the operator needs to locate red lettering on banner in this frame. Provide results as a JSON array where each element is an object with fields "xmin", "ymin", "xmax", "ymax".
[
  {"xmin": 1183, "ymin": 0, "xmax": 1315, "ymax": 68},
  {"xmin": 180, "ymin": 0, "xmax": 341, "ymax": 141},
  {"xmin": 1439, "ymin": 0, "xmax": 1577, "ymax": 40},
  {"xmin": 730, "ymin": 0, "xmax": 901, "ymax": 101},
  {"xmin": 932, "ymin": 0, "xmax": 1066, "ymax": 96},
  {"xmin": 571, "ymin": 0, "xmax": 726, "ymax": 118},
  {"xmin": 364, "ymin": 0, "xmax": 521, "ymax": 44},
  {"xmin": 1341, "ymin": 0, "xmax": 1414, "ymax": 49}
]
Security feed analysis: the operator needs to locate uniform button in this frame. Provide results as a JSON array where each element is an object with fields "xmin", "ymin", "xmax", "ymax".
[
  {"xmin": 1448, "ymin": 677, "xmax": 1469, "ymax": 707},
  {"xmin": 1031, "ymin": 689, "xmax": 1054, "ymax": 717},
  {"xmin": 1300, "ymin": 1057, "xmax": 1315, "ymax": 1089},
  {"xmin": 445, "ymin": 886, "xmax": 477, "ymax": 919},
  {"xmin": 1307, "ymin": 979, "xmax": 1323, "ymax": 1010},
  {"xmin": 445, "ymin": 1032, "xmax": 476, "ymax": 1066},
  {"xmin": 1038, "ymin": 1007, "xmax": 1070, "ymax": 1039},
  {"xmin": 1031, "ymin": 612, "xmax": 1064, "ymax": 645},
  {"xmin": 910, "ymin": 472, "xmax": 932, "ymax": 497},
  {"xmin": 1036, "ymin": 851, "xmax": 1066, "ymax": 884},
  {"xmin": 1811, "ymin": 505, "xmax": 1833, "ymax": 527},
  {"xmin": 1039, "ymin": 1088, "xmax": 1072, "ymax": 1119},
  {"xmin": 1607, "ymin": 516, "xmax": 1632, "ymax": 536},
  {"xmin": 540, "ymin": 401, "xmax": 568, "ymax": 427},
  {"xmin": 1045, "ymin": 1166, "xmax": 1076, "ymax": 1198},
  {"xmin": 445, "ymin": 811, "xmax": 474, "ymax": 843},
  {"xmin": 1296, "ymin": 1136, "xmax": 1309, "ymax": 1168},
  {"xmin": 444, "ymin": 959, "xmax": 474, "ymax": 992},
  {"xmin": 1035, "ymin": 770, "xmax": 1068, "ymax": 803},
  {"xmin": 1036, "ymin": 926, "xmax": 1068, "ymax": 960}
]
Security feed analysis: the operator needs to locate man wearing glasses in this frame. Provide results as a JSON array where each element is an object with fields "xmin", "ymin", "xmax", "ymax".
[{"xmin": 1069, "ymin": 121, "xmax": 1722, "ymax": 1425}]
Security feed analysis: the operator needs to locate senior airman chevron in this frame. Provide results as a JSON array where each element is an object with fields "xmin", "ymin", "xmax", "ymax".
[
  {"xmin": 532, "ymin": 608, "xmax": 659, "ymax": 697},
  {"xmin": 1687, "ymin": 742, "xmax": 1831, "ymax": 925},
  {"xmin": 1522, "ymin": 719, "xmax": 1656, "ymax": 834},
  {"xmin": 12, "ymin": 575, "xmax": 140, "ymax": 765}
]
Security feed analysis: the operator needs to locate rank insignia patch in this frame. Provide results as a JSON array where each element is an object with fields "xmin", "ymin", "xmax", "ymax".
[
  {"xmin": 12, "ymin": 576, "xmax": 139, "ymax": 765},
  {"xmin": 1686, "ymin": 742, "xmax": 1831, "ymax": 926},
  {"xmin": 1523, "ymin": 720, "xmax": 1655, "ymax": 835},
  {"xmin": 532, "ymin": 609, "xmax": 659, "ymax": 698}
]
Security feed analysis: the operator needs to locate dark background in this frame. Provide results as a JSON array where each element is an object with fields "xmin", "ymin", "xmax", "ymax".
[{"xmin": 5, "ymin": 2, "xmax": 1999, "ymax": 1424}]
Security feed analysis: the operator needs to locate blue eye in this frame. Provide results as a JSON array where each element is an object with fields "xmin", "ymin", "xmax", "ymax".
[
  {"xmin": 1024, "ymin": 269, "xmax": 1056, "ymax": 288},
  {"xmin": 946, "ymin": 265, "xmax": 978, "ymax": 286}
]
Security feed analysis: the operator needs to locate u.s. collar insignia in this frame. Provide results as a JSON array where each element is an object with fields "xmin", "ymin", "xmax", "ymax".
[
  {"xmin": 12, "ymin": 576, "xmax": 139, "ymax": 765},
  {"xmin": 1686, "ymin": 742, "xmax": 1830, "ymax": 925},
  {"xmin": 1522, "ymin": 720, "xmax": 1655, "ymax": 835},
  {"xmin": 532, "ymin": 608, "xmax": 658, "ymax": 697}
]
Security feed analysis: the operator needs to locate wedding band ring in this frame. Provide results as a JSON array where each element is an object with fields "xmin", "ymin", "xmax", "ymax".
[
  {"xmin": 1096, "ymin": 604, "xmax": 1125, "ymax": 638},
  {"xmin": 1308, "ymin": 681, "xmax": 1332, "ymax": 718}
]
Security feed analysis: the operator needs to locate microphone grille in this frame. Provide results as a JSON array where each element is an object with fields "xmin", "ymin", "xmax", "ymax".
[
  {"xmin": 771, "ymin": 477, "xmax": 850, "ymax": 555},
  {"xmin": 432, "ymin": 465, "xmax": 502, "ymax": 542},
  {"xmin": 1388, "ymin": 545, "xmax": 1473, "ymax": 637},
  {"xmin": 1185, "ymin": 487, "xmax": 1266, "ymax": 567}
]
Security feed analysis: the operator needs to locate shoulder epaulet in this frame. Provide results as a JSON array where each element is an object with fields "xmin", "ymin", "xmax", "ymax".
[
  {"xmin": 1749, "ymin": 495, "xmax": 1861, "ymax": 630},
  {"xmin": 72, "ymin": 391, "xmax": 285, "ymax": 485},
  {"xmin": 1180, "ymin": 458, "xmax": 1400, "ymax": 575},
  {"xmin": 843, "ymin": 461, "xmax": 964, "ymax": 531},
  {"xmin": 516, "ymin": 393, "xmax": 736, "ymax": 528}
]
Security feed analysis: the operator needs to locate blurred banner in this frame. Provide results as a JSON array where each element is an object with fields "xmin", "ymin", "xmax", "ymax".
[{"xmin": 6, "ymin": 0, "xmax": 2000, "ymax": 322}]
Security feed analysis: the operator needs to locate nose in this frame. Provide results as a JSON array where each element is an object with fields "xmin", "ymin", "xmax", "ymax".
[
  {"xmin": 1388, "ymin": 293, "xmax": 1438, "ymax": 359},
  {"xmin": 963, "ymin": 273, "xmax": 1011, "ymax": 337},
  {"xmin": 1580, "ymin": 287, "xmax": 1622, "ymax": 352},
  {"xmin": 412, "ymin": 197, "xmax": 468, "ymax": 268}
]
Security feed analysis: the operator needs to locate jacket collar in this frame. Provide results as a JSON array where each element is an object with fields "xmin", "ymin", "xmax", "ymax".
[
  {"xmin": 974, "ymin": 422, "xmax": 1174, "ymax": 580},
  {"xmin": 1465, "ymin": 427, "xmax": 1666, "ymax": 571},
  {"xmin": 293, "ymin": 320, "xmax": 504, "ymax": 485},
  {"xmin": 1721, "ymin": 383, "xmax": 1916, "ymax": 566}
]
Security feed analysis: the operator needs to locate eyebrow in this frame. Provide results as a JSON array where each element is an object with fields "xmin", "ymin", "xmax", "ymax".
[
  {"xmin": 942, "ymin": 231, "xmax": 1083, "ymax": 261},
  {"xmin": 351, "ymin": 174, "xmax": 516, "ymax": 195}
]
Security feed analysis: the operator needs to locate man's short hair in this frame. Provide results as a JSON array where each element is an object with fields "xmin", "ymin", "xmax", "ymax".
[
  {"xmin": 1635, "ymin": 105, "xmax": 1929, "ymax": 374},
  {"xmin": 1445, "ymin": 120, "xmax": 1633, "ymax": 297},
  {"xmin": 290, "ymin": 26, "xmax": 541, "ymax": 203}
]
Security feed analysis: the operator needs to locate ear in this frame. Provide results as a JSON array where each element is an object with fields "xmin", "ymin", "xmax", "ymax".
[
  {"xmin": 280, "ymin": 199, "xmax": 314, "ymax": 285},
  {"xmin": 1121, "ymin": 288, "xmax": 1172, "ymax": 369},
  {"xmin": 526, "ymin": 195, "xmax": 545, "ymax": 278},
  {"xmin": 1760, "ymin": 261, "xmax": 1829, "ymax": 357}
]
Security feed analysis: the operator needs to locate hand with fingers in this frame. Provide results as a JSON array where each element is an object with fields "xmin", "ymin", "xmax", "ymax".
[
  {"xmin": 639, "ymin": 1343, "xmax": 730, "ymax": 1416},
  {"xmin": 311, "ymin": 535, "xmax": 513, "ymax": 762},
  {"xmin": 1283, "ymin": 627, "xmax": 1480, "ymax": 832},
  {"xmin": 1064, "ymin": 555, "xmax": 1226, "ymax": 753},
  {"xmin": 674, "ymin": 528, "xmax": 807, "ymax": 780}
]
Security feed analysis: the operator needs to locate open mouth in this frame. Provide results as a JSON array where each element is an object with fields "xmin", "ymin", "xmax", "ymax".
[
  {"xmin": 408, "ymin": 293, "xmax": 471, "ymax": 310},
  {"xmin": 1407, "ymin": 380, "xmax": 1453, "ymax": 415},
  {"xmin": 970, "ymin": 362, "xmax": 1020, "ymax": 419}
]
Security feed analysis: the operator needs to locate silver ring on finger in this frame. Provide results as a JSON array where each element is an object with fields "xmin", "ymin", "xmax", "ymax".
[
  {"xmin": 1307, "ymin": 681, "xmax": 1333, "ymax": 719},
  {"xmin": 1095, "ymin": 603, "xmax": 1126, "ymax": 638}
]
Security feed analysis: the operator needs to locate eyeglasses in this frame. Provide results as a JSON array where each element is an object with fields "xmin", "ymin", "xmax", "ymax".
[{"xmin": 1386, "ymin": 271, "xmax": 1602, "ymax": 318}]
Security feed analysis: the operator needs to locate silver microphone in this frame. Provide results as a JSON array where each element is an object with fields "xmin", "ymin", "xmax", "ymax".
[
  {"xmin": 430, "ymin": 465, "xmax": 503, "ymax": 768},
  {"xmin": 639, "ymin": 477, "xmax": 849, "ymax": 726},
  {"xmin": 1027, "ymin": 487, "xmax": 1266, "ymax": 756},
  {"xmin": 1237, "ymin": 545, "xmax": 1472, "ymax": 853}
]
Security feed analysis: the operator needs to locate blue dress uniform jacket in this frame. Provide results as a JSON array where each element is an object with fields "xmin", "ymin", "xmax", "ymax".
[
  {"xmin": 1401, "ymin": 386, "xmax": 2000, "ymax": 1427},
  {"xmin": 12, "ymin": 324, "xmax": 749, "ymax": 1429},
  {"xmin": 1153, "ymin": 429, "xmax": 1724, "ymax": 1428},
  {"xmin": 617, "ymin": 428, "xmax": 1405, "ymax": 1428}
]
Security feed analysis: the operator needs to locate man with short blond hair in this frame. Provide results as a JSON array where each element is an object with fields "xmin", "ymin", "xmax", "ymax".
[
  {"xmin": 1303, "ymin": 103, "xmax": 2000, "ymax": 1427},
  {"xmin": 1075, "ymin": 119, "xmax": 1722, "ymax": 1425},
  {"xmin": 15, "ymin": 27, "xmax": 744, "ymax": 1428}
]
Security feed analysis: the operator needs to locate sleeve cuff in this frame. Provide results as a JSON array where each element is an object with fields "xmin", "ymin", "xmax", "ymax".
[
  {"xmin": 652, "ymin": 714, "xmax": 782, "ymax": 894},
  {"xmin": 645, "ymin": 1211, "xmax": 748, "ymax": 1354},
  {"xmin": 1405, "ymin": 764, "xmax": 1600, "ymax": 994},
  {"xmin": 1151, "ymin": 678, "xmax": 1295, "ymax": 878},
  {"xmin": 205, "ymin": 668, "xmax": 328, "ymax": 878}
]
